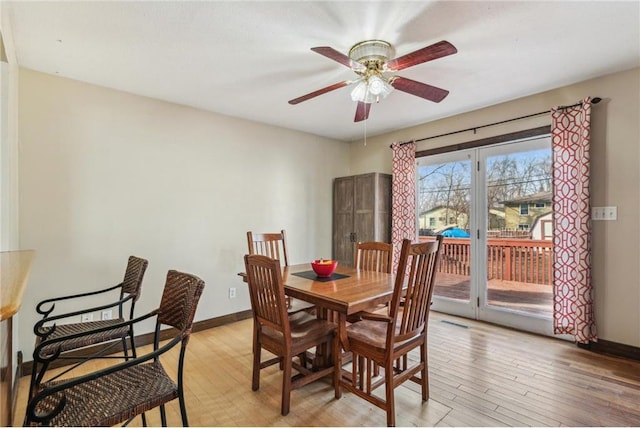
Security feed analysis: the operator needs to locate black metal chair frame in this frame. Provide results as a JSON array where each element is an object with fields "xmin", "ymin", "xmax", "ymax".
[{"xmin": 25, "ymin": 269, "xmax": 204, "ymax": 427}]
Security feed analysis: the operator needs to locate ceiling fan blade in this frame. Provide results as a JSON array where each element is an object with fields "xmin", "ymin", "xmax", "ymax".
[
  {"xmin": 386, "ymin": 40, "xmax": 457, "ymax": 71},
  {"xmin": 311, "ymin": 47, "xmax": 366, "ymax": 72},
  {"xmin": 288, "ymin": 81, "xmax": 351, "ymax": 105},
  {"xmin": 390, "ymin": 76, "xmax": 449, "ymax": 103},
  {"xmin": 354, "ymin": 102, "xmax": 371, "ymax": 122}
]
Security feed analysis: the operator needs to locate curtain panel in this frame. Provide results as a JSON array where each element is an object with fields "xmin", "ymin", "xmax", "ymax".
[
  {"xmin": 391, "ymin": 141, "xmax": 417, "ymax": 271},
  {"xmin": 551, "ymin": 97, "xmax": 597, "ymax": 343}
]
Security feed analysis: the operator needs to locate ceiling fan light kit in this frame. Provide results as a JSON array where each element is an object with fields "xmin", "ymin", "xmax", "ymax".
[{"xmin": 289, "ymin": 39, "xmax": 457, "ymax": 122}]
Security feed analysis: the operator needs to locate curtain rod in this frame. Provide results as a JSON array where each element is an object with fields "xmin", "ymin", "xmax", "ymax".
[{"xmin": 391, "ymin": 97, "xmax": 602, "ymax": 147}]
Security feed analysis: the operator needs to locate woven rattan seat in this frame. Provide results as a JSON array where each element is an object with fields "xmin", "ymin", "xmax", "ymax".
[
  {"xmin": 33, "ymin": 361, "xmax": 176, "ymax": 426},
  {"xmin": 25, "ymin": 270, "xmax": 205, "ymax": 427},
  {"xmin": 38, "ymin": 320, "xmax": 129, "ymax": 356}
]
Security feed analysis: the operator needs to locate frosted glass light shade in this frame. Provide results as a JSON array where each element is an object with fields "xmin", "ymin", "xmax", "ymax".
[{"xmin": 350, "ymin": 75, "xmax": 394, "ymax": 103}]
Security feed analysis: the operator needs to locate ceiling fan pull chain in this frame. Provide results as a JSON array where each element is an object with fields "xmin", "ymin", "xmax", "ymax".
[{"xmin": 364, "ymin": 115, "xmax": 367, "ymax": 147}]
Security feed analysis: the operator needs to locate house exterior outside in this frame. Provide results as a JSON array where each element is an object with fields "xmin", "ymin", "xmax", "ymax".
[
  {"xmin": 531, "ymin": 211, "xmax": 553, "ymax": 240},
  {"xmin": 501, "ymin": 191, "xmax": 552, "ymax": 231},
  {"xmin": 418, "ymin": 206, "xmax": 505, "ymax": 234},
  {"xmin": 418, "ymin": 206, "xmax": 468, "ymax": 232}
]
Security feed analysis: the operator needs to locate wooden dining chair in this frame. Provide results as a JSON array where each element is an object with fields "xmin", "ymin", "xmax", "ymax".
[
  {"xmin": 30, "ymin": 256, "xmax": 148, "ymax": 399},
  {"xmin": 348, "ymin": 241, "xmax": 393, "ymax": 326},
  {"xmin": 25, "ymin": 270, "xmax": 205, "ymax": 427},
  {"xmin": 247, "ymin": 230, "xmax": 290, "ymax": 266},
  {"xmin": 354, "ymin": 241, "xmax": 393, "ymax": 274},
  {"xmin": 338, "ymin": 236, "xmax": 443, "ymax": 427},
  {"xmin": 244, "ymin": 254, "xmax": 340, "ymax": 416},
  {"xmin": 246, "ymin": 230, "xmax": 313, "ymax": 313}
]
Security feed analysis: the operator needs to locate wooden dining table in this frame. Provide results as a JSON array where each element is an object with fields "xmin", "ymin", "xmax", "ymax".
[{"xmin": 240, "ymin": 263, "xmax": 396, "ymax": 352}]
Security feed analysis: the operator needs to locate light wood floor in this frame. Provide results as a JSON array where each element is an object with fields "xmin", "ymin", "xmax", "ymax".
[{"xmin": 15, "ymin": 311, "xmax": 640, "ymax": 427}]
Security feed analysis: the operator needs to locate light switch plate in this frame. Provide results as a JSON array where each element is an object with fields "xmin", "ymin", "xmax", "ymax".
[
  {"xmin": 592, "ymin": 206, "xmax": 617, "ymax": 221},
  {"xmin": 605, "ymin": 206, "xmax": 617, "ymax": 220}
]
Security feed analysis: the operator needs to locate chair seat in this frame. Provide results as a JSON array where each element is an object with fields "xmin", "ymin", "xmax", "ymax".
[
  {"xmin": 34, "ymin": 361, "xmax": 177, "ymax": 427},
  {"xmin": 263, "ymin": 310, "xmax": 336, "ymax": 350},
  {"xmin": 346, "ymin": 316, "xmax": 418, "ymax": 355},
  {"xmin": 38, "ymin": 319, "xmax": 128, "ymax": 357},
  {"xmin": 287, "ymin": 298, "xmax": 315, "ymax": 314},
  {"xmin": 346, "ymin": 304, "xmax": 388, "ymax": 323}
]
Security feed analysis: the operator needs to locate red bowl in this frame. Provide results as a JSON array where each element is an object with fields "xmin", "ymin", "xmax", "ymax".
[{"xmin": 311, "ymin": 259, "xmax": 338, "ymax": 277}]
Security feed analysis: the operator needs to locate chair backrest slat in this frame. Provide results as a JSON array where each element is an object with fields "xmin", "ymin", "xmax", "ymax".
[
  {"xmin": 389, "ymin": 236, "xmax": 442, "ymax": 344},
  {"xmin": 247, "ymin": 230, "xmax": 289, "ymax": 266}
]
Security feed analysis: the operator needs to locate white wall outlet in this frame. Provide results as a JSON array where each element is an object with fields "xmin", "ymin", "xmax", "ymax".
[
  {"xmin": 229, "ymin": 287, "xmax": 237, "ymax": 299},
  {"xmin": 101, "ymin": 310, "xmax": 113, "ymax": 320},
  {"xmin": 81, "ymin": 313, "xmax": 94, "ymax": 322}
]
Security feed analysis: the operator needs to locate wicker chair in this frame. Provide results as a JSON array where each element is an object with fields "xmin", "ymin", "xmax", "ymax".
[
  {"xmin": 29, "ymin": 256, "xmax": 148, "ymax": 399},
  {"xmin": 339, "ymin": 236, "xmax": 443, "ymax": 426},
  {"xmin": 25, "ymin": 270, "xmax": 205, "ymax": 427},
  {"xmin": 246, "ymin": 230, "xmax": 314, "ymax": 314},
  {"xmin": 244, "ymin": 254, "xmax": 339, "ymax": 416}
]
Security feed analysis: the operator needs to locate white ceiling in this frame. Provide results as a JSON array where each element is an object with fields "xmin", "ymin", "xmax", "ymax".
[{"xmin": 5, "ymin": 1, "xmax": 640, "ymax": 141}]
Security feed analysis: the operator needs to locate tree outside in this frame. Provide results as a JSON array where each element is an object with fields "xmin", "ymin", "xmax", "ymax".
[{"xmin": 417, "ymin": 148, "xmax": 552, "ymax": 236}]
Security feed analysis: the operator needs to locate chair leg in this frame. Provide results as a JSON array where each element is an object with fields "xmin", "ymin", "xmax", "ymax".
[
  {"xmin": 141, "ymin": 412, "xmax": 148, "ymax": 427},
  {"xmin": 121, "ymin": 337, "xmax": 130, "ymax": 359},
  {"xmin": 421, "ymin": 342, "xmax": 429, "ymax": 401},
  {"xmin": 179, "ymin": 389, "xmax": 189, "ymax": 426},
  {"xmin": 281, "ymin": 352, "xmax": 293, "ymax": 416},
  {"xmin": 385, "ymin": 358, "xmax": 396, "ymax": 427},
  {"xmin": 252, "ymin": 327, "xmax": 261, "ymax": 391},
  {"xmin": 160, "ymin": 404, "xmax": 167, "ymax": 427},
  {"xmin": 333, "ymin": 333, "xmax": 341, "ymax": 399}
]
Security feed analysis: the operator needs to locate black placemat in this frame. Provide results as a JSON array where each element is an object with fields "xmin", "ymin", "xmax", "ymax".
[{"xmin": 292, "ymin": 270, "xmax": 350, "ymax": 282}]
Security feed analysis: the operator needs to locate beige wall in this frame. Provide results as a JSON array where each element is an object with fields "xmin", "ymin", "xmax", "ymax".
[
  {"xmin": 17, "ymin": 69, "xmax": 350, "ymax": 358},
  {"xmin": 1, "ymin": 13, "xmax": 23, "ymax": 405},
  {"xmin": 1, "ymin": 10, "xmax": 20, "ymax": 251},
  {"xmin": 13, "ymin": 64, "xmax": 640, "ymax": 357},
  {"xmin": 349, "ymin": 67, "xmax": 640, "ymax": 347}
]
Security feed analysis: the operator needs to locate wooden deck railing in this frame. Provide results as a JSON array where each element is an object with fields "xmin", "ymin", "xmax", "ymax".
[{"xmin": 419, "ymin": 236, "xmax": 553, "ymax": 285}]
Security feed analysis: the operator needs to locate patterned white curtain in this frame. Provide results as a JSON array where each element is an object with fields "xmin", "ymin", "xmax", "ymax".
[
  {"xmin": 551, "ymin": 97, "xmax": 597, "ymax": 343},
  {"xmin": 391, "ymin": 141, "xmax": 416, "ymax": 272}
]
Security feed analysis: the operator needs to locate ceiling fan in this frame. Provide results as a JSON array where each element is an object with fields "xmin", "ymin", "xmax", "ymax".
[{"xmin": 288, "ymin": 40, "xmax": 457, "ymax": 122}]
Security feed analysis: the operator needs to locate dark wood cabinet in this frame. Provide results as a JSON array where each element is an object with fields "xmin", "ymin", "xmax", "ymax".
[{"xmin": 332, "ymin": 173, "xmax": 391, "ymax": 266}]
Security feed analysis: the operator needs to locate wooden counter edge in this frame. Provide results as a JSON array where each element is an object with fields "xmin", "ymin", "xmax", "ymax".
[{"xmin": 1, "ymin": 250, "xmax": 36, "ymax": 321}]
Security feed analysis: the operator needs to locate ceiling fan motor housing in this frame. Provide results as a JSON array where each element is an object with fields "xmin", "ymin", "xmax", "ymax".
[{"xmin": 349, "ymin": 40, "xmax": 394, "ymax": 74}]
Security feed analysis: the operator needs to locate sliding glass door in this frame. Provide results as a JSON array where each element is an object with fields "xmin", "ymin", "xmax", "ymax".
[
  {"xmin": 417, "ymin": 135, "xmax": 554, "ymax": 335},
  {"xmin": 416, "ymin": 151, "xmax": 476, "ymax": 318}
]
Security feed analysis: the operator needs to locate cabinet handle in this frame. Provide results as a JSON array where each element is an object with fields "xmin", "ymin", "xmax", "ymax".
[{"xmin": 350, "ymin": 232, "xmax": 357, "ymax": 243}]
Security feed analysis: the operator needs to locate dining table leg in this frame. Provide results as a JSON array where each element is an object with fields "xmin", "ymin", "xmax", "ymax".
[{"xmin": 337, "ymin": 312, "xmax": 350, "ymax": 352}]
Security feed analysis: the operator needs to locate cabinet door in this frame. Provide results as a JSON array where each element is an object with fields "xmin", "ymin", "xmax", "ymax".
[
  {"xmin": 376, "ymin": 174, "xmax": 392, "ymax": 242},
  {"xmin": 333, "ymin": 176, "xmax": 354, "ymax": 265},
  {"xmin": 354, "ymin": 173, "xmax": 375, "ymax": 244}
]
